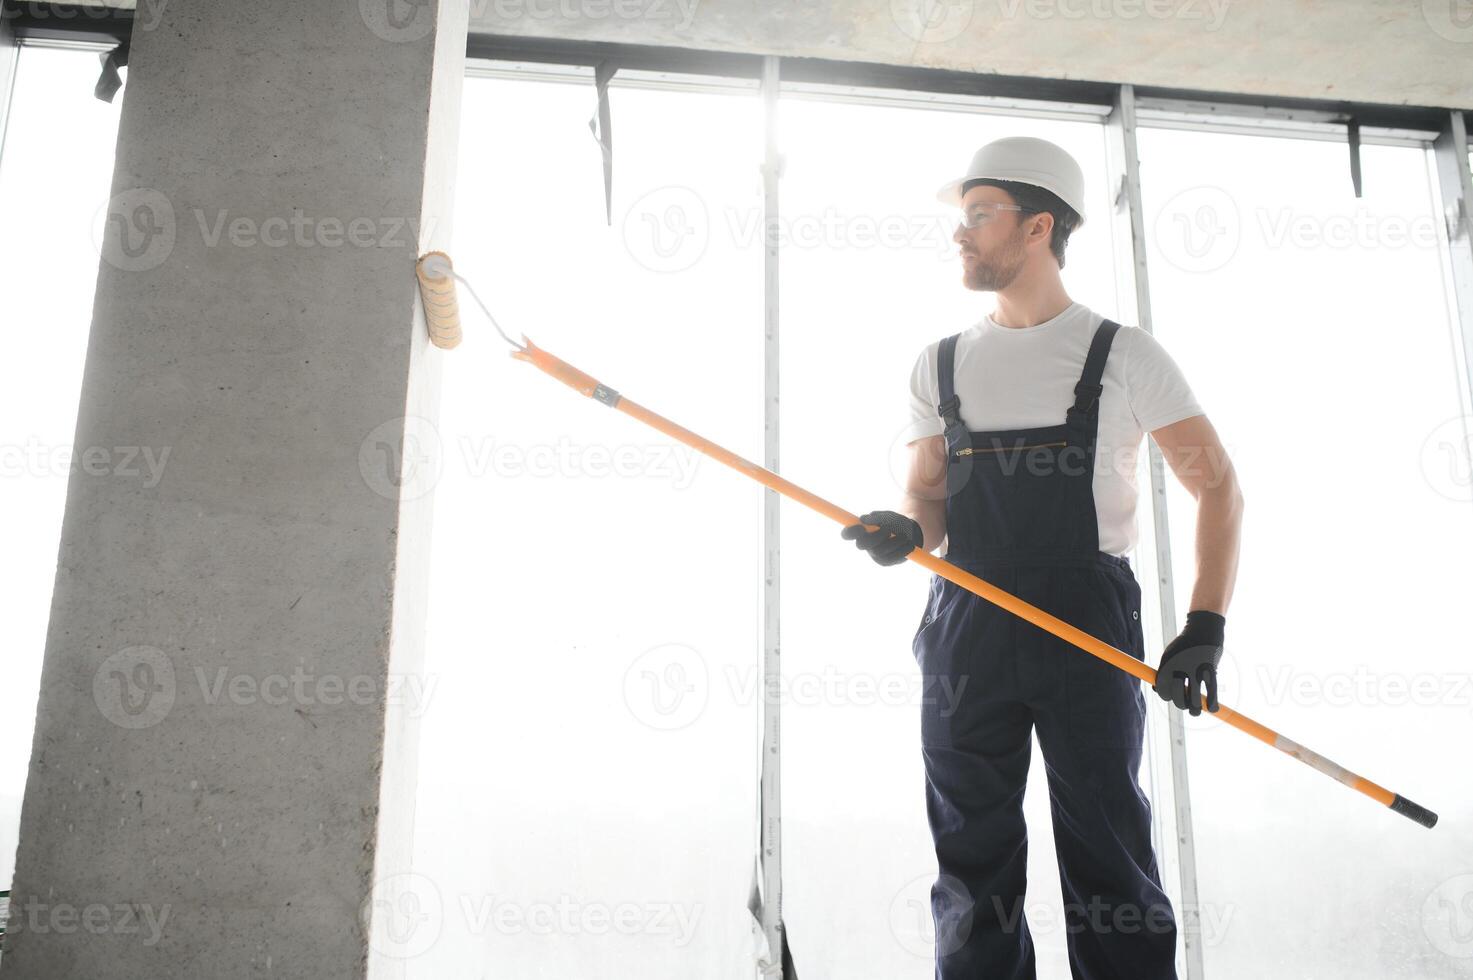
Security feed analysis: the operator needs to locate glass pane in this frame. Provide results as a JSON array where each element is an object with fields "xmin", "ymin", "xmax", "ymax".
[
  {"xmin": 0, "ymin": 47, "xmax": 124, "ymax": 891},
  {"xmin": 775, "ymin": 96, "xmax": 1135, "ymax": 980},
  {"xmin": 1139, "ymin": 126, "xmax": 1473, "ymax": 979},
  {"xmin": 409, "ymin": 71, "xmax": 763, "ymax": 978}
]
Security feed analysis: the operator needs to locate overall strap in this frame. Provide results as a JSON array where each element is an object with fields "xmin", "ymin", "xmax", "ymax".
[
  {"xmin": 1069, "ymin": 318, "xmax": 1122, "ymax": 419},
  {"xmin": 936, "ymin": 333, "xmax": 966, "ymax": 446}
]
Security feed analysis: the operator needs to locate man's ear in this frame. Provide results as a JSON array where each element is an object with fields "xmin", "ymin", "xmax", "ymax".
[{"xmin": 1027, "ymin": 210, "xmax": 1055, "ymax": 245}]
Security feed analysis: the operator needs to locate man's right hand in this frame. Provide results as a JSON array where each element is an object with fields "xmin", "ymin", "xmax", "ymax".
[{"xmin": 840, "ymin": 510, "xmax": 924, "ymax": 567}]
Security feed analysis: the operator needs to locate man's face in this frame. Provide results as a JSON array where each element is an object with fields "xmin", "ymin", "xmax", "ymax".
[{"xmin": 952, "ymin": 186, "xmax": 1035, "ymax": 292}]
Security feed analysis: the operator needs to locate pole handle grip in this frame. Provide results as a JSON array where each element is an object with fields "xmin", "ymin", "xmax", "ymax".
[{"xmin": 1390, "ymin": 794, "xmax": 1438, "ymax": 828}]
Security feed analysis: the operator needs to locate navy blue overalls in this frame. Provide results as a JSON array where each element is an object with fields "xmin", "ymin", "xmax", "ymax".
[{"xmin": 911, "ymin": 319, "xmax": 1178, "ymax": 979}]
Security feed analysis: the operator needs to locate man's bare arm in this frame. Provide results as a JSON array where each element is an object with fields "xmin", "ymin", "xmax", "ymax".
[
  {"xmin": 1150, "ymin": 414, "xmax": 1244, "ymax": 615},
  {"xmin": 895, "ymin": 435, "xmax": 949, "ymax": 554}
]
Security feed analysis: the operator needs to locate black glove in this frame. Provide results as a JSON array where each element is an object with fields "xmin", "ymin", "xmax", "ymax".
[
  {"xmin": 840, "ymin": 510, "xmax": 923, "ymax": 567},
  {"xmin": 1153, "ymin": 610, "xmax": 1226, "ymax": 716}
]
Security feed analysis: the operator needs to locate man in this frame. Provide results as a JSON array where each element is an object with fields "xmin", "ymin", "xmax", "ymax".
[{"xmin": 840, "ymin": 137, "xmax": 1244, "ymax": 979}]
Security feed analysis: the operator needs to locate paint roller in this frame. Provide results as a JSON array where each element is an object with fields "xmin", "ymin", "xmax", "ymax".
[
  {"xmin": 415, "ymin": 250, "xmax": 525, "ymax": 355},
  {"xmin": 415, "ymin": 251, "xmax": 462, "ymax": 350},
  {"xmin": 410, "ymin": 251, "xmax": 1439, "ymax": 830}
]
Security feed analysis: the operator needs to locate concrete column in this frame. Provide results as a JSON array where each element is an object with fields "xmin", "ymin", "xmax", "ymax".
[{"xmin": 2, "ymin": 1, "xmax": 466, "ymax": 977}]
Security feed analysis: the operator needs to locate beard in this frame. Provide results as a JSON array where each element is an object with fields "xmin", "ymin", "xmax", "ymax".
[{"xmin": 962, "ymin": 226, "xmax": 1027, "ymax": 291}]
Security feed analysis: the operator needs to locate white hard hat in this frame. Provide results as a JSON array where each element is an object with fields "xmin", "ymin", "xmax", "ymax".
[{"xmin": 936, "ymin": 137, "xmax": 1087, "ymax": 228}]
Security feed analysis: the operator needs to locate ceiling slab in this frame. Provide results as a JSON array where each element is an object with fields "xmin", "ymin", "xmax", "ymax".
[{"xmin": 53, "ymin": 0, "xmax": 1473, "ymax": 111}]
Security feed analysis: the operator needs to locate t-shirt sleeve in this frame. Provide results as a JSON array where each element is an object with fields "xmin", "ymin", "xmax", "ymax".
[
  {"xmin": 1124, "ymin": 327, "xmax": 1204, "ymax": 432},
  {"xmin": 902, "ymin": 344, "xmax": 946, "ymax": 446}
]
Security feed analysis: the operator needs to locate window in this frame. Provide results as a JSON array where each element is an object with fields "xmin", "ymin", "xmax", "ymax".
[
  {"xmin": 0, "ymin": 45, "xmax": 124, "ymax": 894},
  {"xmin": 409, "ymin": 68, "xmax": 763, "ymax": 977},
  {"xmin": 1138, "ymin": 126, "xmax": 1473, "ymax": 980},
  {"xmin": 774, "ymin": 95, "xmax": 1127, "ymax": 978}
]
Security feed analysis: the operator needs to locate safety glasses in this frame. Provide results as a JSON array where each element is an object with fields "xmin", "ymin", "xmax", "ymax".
[{"xmin": 957, "ymin": 201, "xmax": 1041, "ymax": 230}]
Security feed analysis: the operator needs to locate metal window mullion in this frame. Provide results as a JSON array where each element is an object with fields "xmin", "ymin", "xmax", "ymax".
[
  {"xmin": 1432, "ymin": 112, "xmax": 1473, "ymax": 412},
  {"xmin": 0, "ymin": 12, "xmax": 20, "ymax": 163},
  {"xmin": 756, "ymin": 54, "xmax": 786, "ymax": 980},
  {"xmin": 1105, "ymin": 82, "xmax": 1206, "ymax": 980}
]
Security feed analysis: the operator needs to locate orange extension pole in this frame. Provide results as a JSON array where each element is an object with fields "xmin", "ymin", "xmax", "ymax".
[{"xmin": 507, "ymin": 334, "xmax": 1438, "ymax": 829}]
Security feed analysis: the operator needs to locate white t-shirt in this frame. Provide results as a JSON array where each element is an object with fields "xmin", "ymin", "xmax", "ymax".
[{"xmin": 902, "ymin": 302, "xmax": 1203, "ymax": 558}]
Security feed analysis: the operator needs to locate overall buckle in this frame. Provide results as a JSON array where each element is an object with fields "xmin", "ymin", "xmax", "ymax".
[{"xmin": 1073, "ymin": 381, "xmax": 1103, "ymax": 416}]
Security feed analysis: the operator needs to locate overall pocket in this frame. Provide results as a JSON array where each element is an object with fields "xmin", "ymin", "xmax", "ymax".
[
  {"xmin": 1103, "ymin": 563, "xmax": 1145, "ymax": 660},
  {"xmin": 912, "ymin": 575, "xmax": 946, "ymax": 656}
]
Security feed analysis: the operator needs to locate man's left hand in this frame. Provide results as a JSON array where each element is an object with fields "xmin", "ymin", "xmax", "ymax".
[{"xmin": 1153, "ymin": 610, "xmax": 1226, "ymax": 716}]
